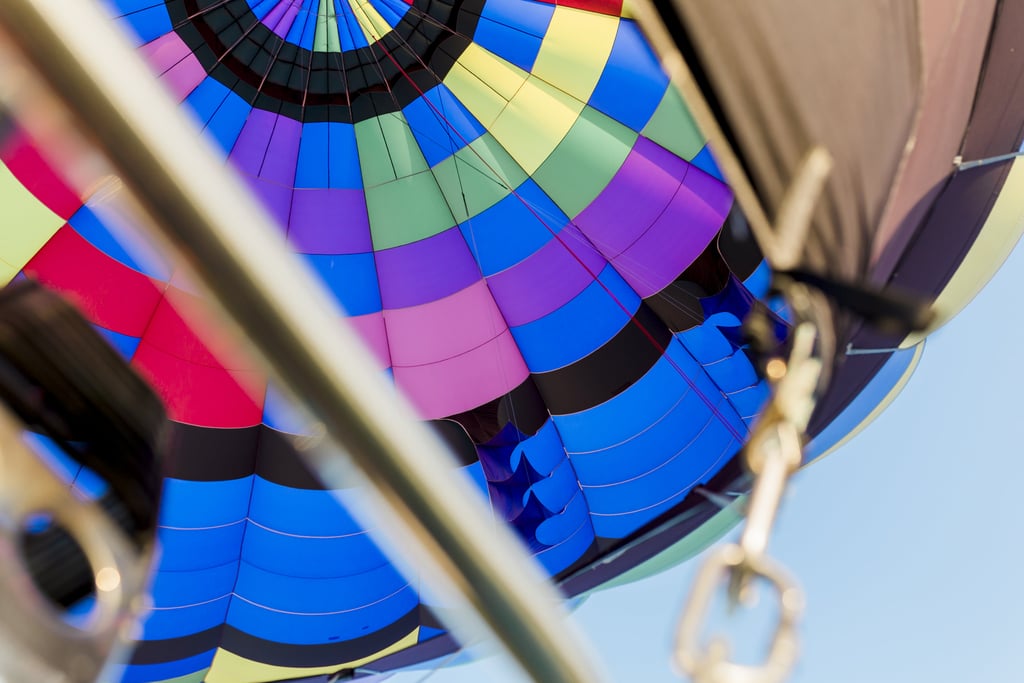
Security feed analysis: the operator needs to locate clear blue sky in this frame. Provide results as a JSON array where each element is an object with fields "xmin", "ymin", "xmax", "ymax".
[{"xmin": 390, "ymin": 240, "xmax": 1024, "ymax": 683}]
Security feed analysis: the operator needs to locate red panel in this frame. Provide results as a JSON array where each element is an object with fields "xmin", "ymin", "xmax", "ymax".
[
  {"xmin": 0, "ymin": 131, "xmax": 83, "ymax": 220},
  {"xmin": 132, "ymin": 340, "xmax": 265, "ymax": 428},
  {"xmin": 533, "ymin": 0, "xmax": 624, "ymax": 16},
  {"xmin": 24, "ymin": 226, "xmax": 164, "ymax": 337},
  {"xmin": 143, "ymin": 286, "xmax": 259, "ymax": 370}
]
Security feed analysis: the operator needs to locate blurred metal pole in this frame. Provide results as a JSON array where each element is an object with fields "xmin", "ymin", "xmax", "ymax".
[{"xmin": 0, "ymin": 2, "xmax": 606, "ymax": 682}]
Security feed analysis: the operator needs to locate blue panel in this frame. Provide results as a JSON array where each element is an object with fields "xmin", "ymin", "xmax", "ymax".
[
  {"xmin": 729, "ymin": 382, "xmax": 770, "ymax": 422},
  {"xmin": 69, "ymin": 205, "xmax": 172, "ymax": 280},
  {"xmin": 743, "ymin": 259, "xmax": 772, "ymax": 298},
  {"xmin": 373, "ymin": 0, "xmax": 408, "ymax": 29},
  {"xmin": 554, "ymin": 338, "xmax": 745, "ymax": 451},
  {"xmin": 235, "ymin": 561, "xmax": 408, "ymax": 613},
  {"xmin": 285, "ymin": 0, "xmax": 318, "ymax": 46},
  {"xmin": 337, "ymin": 0, "xmax": 370, "ymax": 51},
  {"xmin": 582, "ymin": 421, "xmax": 736, "ymax": 515},
  {"xmin": 530, "ymin": 458, "xmax": 580, "ymax": 511},
  {"xmin": 94, "ymin": 325, "xmax": 141, "ymax": 359},
  {"xmin": 249, "ymin": 477, "xmax": 364, "ymax": 536},
  {"xmin": 241, "ymin": 523, "xmax": 390, "ymax": 579},
  {"xmin": 677, "ymin": 323, "xmax": 735, "ymax": 364},
  {"xmin": 295, "ymin": 122, "xmax": 363, "ymax": 189},
  {"xmin": 510, "ymin": 419, "xmax": 561, "ymax": 475},
  {"xmin": 159, "ymin": 477, "xmax": 253, "ymax": 528},
  {"xmin": 295, "ymin": 122, "xmax": 330, "ymax": 188},
  {"xmin": 326, "ymin": 122, "xmax": 363, "ymax": 188},
  {"xmin": 534, "ymin": 490, "xmax": 590, "ymax": 545},
  {"xmin": 534, "ymin": 512, "xmax": 594, "ymax": 575},
  {"xmin": 262, "ymin": 387, "xmax": 312, "ymax": 434},
  {"xmin": 463, "ymin": 461, "xmax": 490, "ymax": 497},
  {"xmin": 228, "ymin": 565, "xmax": 417, "ymax": 643},
  {"xmin": 589, "ymin": 21, "xmax": 668, "ymax": 132},
  {"xmin": 691, "ymin": 145, "xmax": 725, "ymax": 182},
  {"xmin": 140, "ymin": 593, "xmax": 231, "ymax": 639},
  {"xmin": 107, "ymin": 0, "xmax": 172, "ymax": 45},
  {"xmin": 404, "ymin": 85, "xmax": 486, "ymax": 167},
  {"xmin": 296, "ymin": 0, "xmax": 321, "ymax": 50},
  {"xmin": 184, "ymin": 79, "xmax": 252, "ymax": 156},
  {"xmin": 512, "ymin": 265, "xmax": 637, "ymax": 373},
  {"xmin": 479, "ymin": 0, "xmax": 554, "ymax": 40},
  {"xmin": 156, "ymin": 523, "xmax": 245, "ymax": 572},
  {"xmin": 21, "ymin": 433, "xmax": 106, "ymax": 496},
  {"xmin": 419, "ymin": 626, "xmax": 447, "ymax": 642},
  {"xmin": 568, "ymin": 391, "xmax": 717, "ymax": 487},
  {"xmin": 117, "ymin": 649, "xmax": 215, "ymax": 683},
  {"xmin": 150, "ymin": 562, "xmax": 237, "ymax": 608},
  {"xmin": 473, "ymin": 17, "xmax": 546, "ymax": 73},
  {"xmin": 303, "ymin": 252, "xmax": 381, "ymax": 316},
  {"xmin": 703, "ymin": 352, "xmax": 759, "ymax": 394},
  {"xmin": 246, "ymin": 0, "xmax": 277, "ymax": 21},
  {"xmin": 463, "ymin": 180, "xmax": 568, "ymax": 275}
]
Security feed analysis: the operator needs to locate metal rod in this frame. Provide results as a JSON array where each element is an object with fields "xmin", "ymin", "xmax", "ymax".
[
  {"xmin": 954, "ymin": 150, "xmax": 1024, "ymax": 171},
  {"xmin": 0, "ymin": 2, "xmax": 606, "ymax": 681}
]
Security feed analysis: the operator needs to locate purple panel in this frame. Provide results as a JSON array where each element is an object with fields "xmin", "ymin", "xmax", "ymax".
[
  {"xmin": 573, "ymin": 136, "xmax": 689, "ymax": 256},
  {"xmin": 613, "ymin": 167, "xmax": 732, "ymax": 297},
  {"xmin": 259, "ymin": 115, "xmax": 301, "ymax": 186},
  {"xmin": 245, "ymin": 177, "xmax": 293, "ymax": 232},
  {"xmin": 289, "ymin": 188, "xmax": 372, "ymax": 254},
  {"xmin": 263, "ymin": 1, "xmax": 300, "ymax": 38},
  {"xmin": 374, "ymin": 228, "xmax": 482, "ymax": 309},
  {"xmin": 229, "ymin": 108, "xmax": 277, "ymax": 175},
  {"xmin": 486, "ymin": 226, "xmax": 607, "ymax": 327}
]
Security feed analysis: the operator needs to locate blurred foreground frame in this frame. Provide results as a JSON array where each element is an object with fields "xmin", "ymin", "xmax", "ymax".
[{"xmin": 0, "ymin": 2, "xmax": 606, "ymax": 683}]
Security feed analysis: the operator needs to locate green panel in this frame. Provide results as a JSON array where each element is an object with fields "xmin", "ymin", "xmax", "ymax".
[
  {"xmin": 433, "ymin": 133, "xmax": 527, "ymax": 223},
  {"xmin": 355, "ymin": 114, "xmax": 429, "ymax": 187},
  {"xmin": 532, "ymin": 106, "xmax": 637, "ymax": 219},
  {"xmin": 155, "ymin": 669, "xmax": 210, "ymax": 683},
  {"xmin": 641, "ymin": 86, "xmax": 706, "ymax": 162},
  {"xmin": 314, "ymin": 0, "xmax": 341, "ymax": 52},
  {"xmin": 366, "ymin": 171, "xmax": 456, "ymax": 249}
]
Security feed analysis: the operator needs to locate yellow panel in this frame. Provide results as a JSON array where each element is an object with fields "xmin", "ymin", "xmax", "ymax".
[
  {"xmin": 900, "ymin": 158, "xmax": 1024, "ymax": 347},
  {"xmin": 205, "ymin": 629, "xmax": 419, "ymax": 683},
  {"xmin": 489, "ymin": 75, "xmax": 584, "ymax": 174},
  {"xmin": 444, "ymin": 44, "xmax": 528, "ymax": 127},
  {"xmin": 531, "ymin": 7, "xmax": 619, "ymax": 102},
  {"xmin": 346, "ymin": 0, "xmax": 392, "ymax": 43},
  {"xmin": 0, "ymin": 161, "xmax": 64, "ymax": 286}
]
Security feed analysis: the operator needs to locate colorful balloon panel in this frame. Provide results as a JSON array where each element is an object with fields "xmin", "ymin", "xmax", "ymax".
[{"xmin": 2, "ymin": 1, "xmax": 775, "ymax": 681}]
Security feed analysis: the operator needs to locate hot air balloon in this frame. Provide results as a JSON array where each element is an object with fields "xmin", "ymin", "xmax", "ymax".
[
  {"xmin": 1, "ymin": 1, "xmax": 1022, "ymax": 683},
  {"xmin": 1, "ymin": 1, "xmax": 777, "ymax": 681}
]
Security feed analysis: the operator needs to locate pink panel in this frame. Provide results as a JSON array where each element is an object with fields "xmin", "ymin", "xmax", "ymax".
[
  {"xmin": 393, "ymin": 328, "xmax": 529, "ymax": 420},
  {"xmin": 383, "ymin": 280, "xmax": 512, "ymax": 367},
  {"xmin": 140, "ymin": 32, "xmax": 207, "ymax": 101},
  {"xmin": 348, "ymin": 311, "xmax": 392, "ymax": 369}
]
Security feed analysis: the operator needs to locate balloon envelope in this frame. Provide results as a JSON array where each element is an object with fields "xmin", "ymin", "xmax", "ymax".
[{"xmin": 1, "ymin": 1, "xmax": 775, "ymax": 680}]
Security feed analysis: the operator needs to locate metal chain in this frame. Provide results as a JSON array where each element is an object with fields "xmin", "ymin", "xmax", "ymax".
[{"xmin": 674, "ymin": 319, "xmax": 822, "ymax": 683}]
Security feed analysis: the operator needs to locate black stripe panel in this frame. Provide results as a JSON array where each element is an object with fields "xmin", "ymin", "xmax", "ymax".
[
  {"xmin": 220, "ymin": 608, "xmax": 420, "ymax": 667},
  {"xmin": 129, "ymin": 608, "xmax": 419, "ymax": 667},
  {"xmin": 533, "ymin": 302, "xmax": 671, "ymax": 416},
  {"xmin": 165, "ymin": 422, "xmax": 259, "ymax": 481},
  {"xmin": 167, "ymin": 0, "xmax": 484, "ymax": 123}
]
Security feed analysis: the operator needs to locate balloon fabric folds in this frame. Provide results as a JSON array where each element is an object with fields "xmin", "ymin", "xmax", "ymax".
[{"xmin": 0, "ymin": 1, "xmax": 775, "ymax": 681}]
